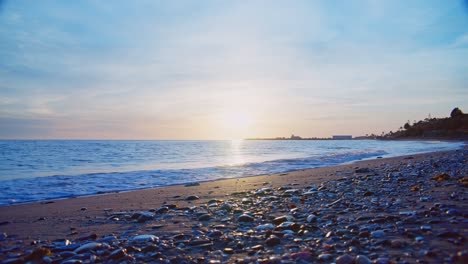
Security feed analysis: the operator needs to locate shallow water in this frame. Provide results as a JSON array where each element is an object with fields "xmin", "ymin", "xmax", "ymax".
[{"xmin": 0, "ymin": 139, "xmax": 463, "ymax": 205}]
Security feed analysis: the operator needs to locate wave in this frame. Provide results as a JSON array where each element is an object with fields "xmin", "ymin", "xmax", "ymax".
[{"xmin": 0, "ymin": 149, "xmax": 388, "ymax": 206}]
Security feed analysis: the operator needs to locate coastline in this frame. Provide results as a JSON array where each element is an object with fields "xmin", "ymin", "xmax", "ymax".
[{"xmin": 0, "ymin": 148, "xmax": 467, "ymax": 263}]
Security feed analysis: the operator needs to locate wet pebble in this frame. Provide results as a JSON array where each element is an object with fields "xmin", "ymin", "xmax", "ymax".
[{"xmin": 237, "ymin": 214, "xmax": 255, "ymax": 222}]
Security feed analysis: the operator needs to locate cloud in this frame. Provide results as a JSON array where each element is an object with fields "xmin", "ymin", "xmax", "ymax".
[{"xmin": 0, "ymin": 0, "xmax": 467, "ymax": 138}]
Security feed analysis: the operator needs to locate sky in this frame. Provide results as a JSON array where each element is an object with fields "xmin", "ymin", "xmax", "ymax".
[{"xmin": 0, "ymin": 0, "xmax": 467, "ymax": 140}]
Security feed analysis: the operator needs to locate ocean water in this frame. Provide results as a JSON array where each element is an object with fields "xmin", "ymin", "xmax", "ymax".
[{"xmin": 0, "ymin": 140, "xmax": 463, "ymax": 206}]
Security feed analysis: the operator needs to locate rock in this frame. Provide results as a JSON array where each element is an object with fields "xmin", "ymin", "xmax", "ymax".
[
  {"xmin": 374, "ymin": 257, "xmax": 390, "ymax": 264},
  {"xmin": 458, "ymin": 177, "xmax": 468, "ymax": 187},
  {"xmin": 25, "ymin": 247, "xmax": 51, "ymax": 262},
  {"xmin": 371, "ymin": 230, "xmax": 385, "ymax": 238},
  {"xmin": 198, "ymin": 214, "xmax": 211, "ymax": 221},
  {"xmin": 265, "ymin": 235, "xmax": 280, "ymax": 247},
  {"xmin": 74, "ymin": 242, "xmax": 103, "ymax": 253},
  {"xmin": 355, "ymin": 167, "xmax": 370, "ymax": 173},
  {"xmin": 109, "ymin": 248, "xmax": 126, "ymax": 259},
  {"xmin": 207, "ymin": 230, "xmax": 223, "ymax": 238},
  {"xmin": 220, "ymin": 202, "xmax": 233, "ymax": 211},
  {"xmin": 0, "ymin": 232, "xmax": 7, "ymax": 241},
  {"xmin": 256, "ymin": 223, "xmax": 275, "ymax": 231},
  {"xmin": 185, "ymin": 195, "xmax": 200, "ymax": 201},
  {"xmin": 59, "ymin": 251, "xmax": 77, "ymax": 259},
  {"xmin": 420, "ymin": 225, "xmax": 432, "ymax": 231},
  {"xmin": 336, "ymin": 254, "xmax": 355, "ymax": 264},
  {"xmin": 355, "ymin": 255, "xmax": 372, "ymax": 264},
  {"xmin": 250, "ymin": 244, "xmax": 264, "ymax": 251},
  {"xmin": 432, "ymin": 173, "xmax": 450, "ymax": 181},
  {"xmin": 272, "ymin": 215, "xmax": 292, "ymax": 225},
  {"xmin": 155, "ymin": 207, "xmax": 169, "ymax": 214},
  {"xmin": 136, "ymin": 212, "xmax": 154, "ymax": 223},
  {"xmin": 237, "ymin": 214, "xmax": 255, "ymax": 222},
  {"xmin": 61, "ymin": 260, "xmax": 83, "ymax": 264},
  {"xmin": 132, "ymin": 234, "xmax": 159, "ymax": 243},
  {"xmin": 306, "ymin": 214, "xmax": 317, "ymax": 223},
  {"xmin": 390, "ymin": 239, "xmax": 406, "ymax": 248},
  {"xmin": 291, "ymin": 251, "xmax": 313, "ymax": 262},
  {"xmin": 318, "ymin": 253, "xmax": 333, "ymax": 261},
  {"xmin": 224, "ymin": 248, "xmax": 234, "ymax": 254},
  {"xmin": 241, "ymin": 198, "xmax": 252, "ymax": 204}
]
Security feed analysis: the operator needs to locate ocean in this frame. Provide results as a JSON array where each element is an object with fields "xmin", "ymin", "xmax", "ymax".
[{"xmin": 0, "ymin": 139, "xmax": 463, "ymax": 206}]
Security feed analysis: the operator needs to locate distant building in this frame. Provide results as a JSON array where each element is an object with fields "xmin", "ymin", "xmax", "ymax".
[
  {"xmin": 332, "ymin": 135, "xmax": 352, "ymax": 140},
  {"xmin": 290, "ymin": 134, "xmax": 302, "ymax": 140}
]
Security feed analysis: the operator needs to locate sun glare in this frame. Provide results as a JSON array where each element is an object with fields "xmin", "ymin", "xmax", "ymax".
[
  {"xmin": 219, "ymin": 110, "xmax": 254, "ymax": 139},
  {"xmin": 224, "ymin": 111, "xmax": 252, "ymax": 128}
]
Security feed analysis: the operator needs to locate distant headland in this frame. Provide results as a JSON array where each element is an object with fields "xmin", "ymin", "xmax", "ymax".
[
  {"xmin": 246, "ymin": 107, "xmax": 468, "ymax": 141},
  {"xmin": 245, "ymin": 134, "xmax": 353, "ymax": 140}
]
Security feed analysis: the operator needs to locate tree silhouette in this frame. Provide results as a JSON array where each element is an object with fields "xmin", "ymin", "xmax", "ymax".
[{"xmin": 450, "ymin": 107, "xmax": 463, "ymax": 118}]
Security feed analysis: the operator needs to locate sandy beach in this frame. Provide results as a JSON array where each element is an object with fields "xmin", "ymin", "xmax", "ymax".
[{"xmin": 0, "ymin": 148, "xmax": 466, "ymax": 263}]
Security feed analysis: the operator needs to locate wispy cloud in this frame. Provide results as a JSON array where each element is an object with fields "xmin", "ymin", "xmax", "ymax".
[{"xmin": 0, "ymin": 0, "xmax": 467, "ymax": 139}]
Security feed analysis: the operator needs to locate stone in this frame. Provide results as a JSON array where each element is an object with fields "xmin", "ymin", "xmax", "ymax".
[
  {"xmin": 371, "ymin": 230, "xmax": 385, "ymax": 238},
  {"xmin": 198, "ymin": 214, "xmax": 211, "ymax": 221},
  {"xmin": 336, "ymin": 254, "xmax": 355, "ymax": 264},
  {"xmin": 318, "ymin": 253, "xmax": 333, "ymax": 261},
  {"xmin": 224, "ymin": 248, "xmax": 234, "ymax": 254},
  {"xmin": 306, "ymin": 214, "xmax": 317, "ymax": 223},
  {"xmin": 74, "ymin": 242, "xmax": 103, "ymax": 253},
  {"xmin": 185, "ymin": 195, "xmax": 200, "ymax": 201},
  {"xmin": 109, "ymin": 248, "xmax": 126, "ymax": 259},
  {"xmin": 237, "ymin": 214, "xmax": 255, "ymax": 222},
  {"xmin": 256, "ymin": 223, "xmax": 275, "ymax": 231},
  {"xmin": 24, "ymin": 247, "xmax": 51, "ymax": 262},
  {"xmin": 265, "ymin": 235, "xmax": 280, "ymax": 247},
  {"xmin": 132, "ymin": 234, "xmax": 159, "ymax": 243},
  {"xmin": 355, "ymin": 255, "xmax": 372, "ymax": 264},
  {"xmin": 355, "ymin": 167, "xmax": 370, "ymax": 173},
  {"xmin": 272, "ymin": 215, "xmax": 292, "ymax": 225}
]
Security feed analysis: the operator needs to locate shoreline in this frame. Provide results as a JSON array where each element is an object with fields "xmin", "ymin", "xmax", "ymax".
[
  {"xmin": 0, "ymin": 140, "xmax": 465, "ymax": 207},
  {"xmin": 0, "ymin": 148, "xmax": 467, "ymax": 263}
]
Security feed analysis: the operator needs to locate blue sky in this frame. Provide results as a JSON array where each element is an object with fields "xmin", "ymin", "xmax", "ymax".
[{"xmin": 1, "ymin": 0, "xmax": 467, "ymax": 139}]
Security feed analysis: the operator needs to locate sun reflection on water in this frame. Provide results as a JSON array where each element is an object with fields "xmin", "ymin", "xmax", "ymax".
[{"xmin": 228, "ymin": 139, "xmax": 245, "ymax": 166}]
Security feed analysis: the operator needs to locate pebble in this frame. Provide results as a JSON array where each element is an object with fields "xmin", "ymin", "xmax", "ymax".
[
  {"xmin": 237, "ymin": 214, "xmax": 255, "ymax": 222},
  {"xmin": 198, "ymin": 214, "xmax": 211, "ymax": 221},
  {"xmin": 336, "ymin": 254, "xmax": 355, "ymax": 264},
  {"xmin": 74, "ymin": 242, "xmax": 103, "ymax": 253},
  {"xmin": 355, "ymin": 255, "xmax": 372, "ymax": 264},
  {"xmin": 185, "ymin": 195, "xmax": 200, "ymax": 201},
  {"xmin": 265, "ymin": 235, "xmax": 281, "ymax": 247},
  {"xmin": 132, "ymin": 234, "xmax": 159, "ymax": 243},
  {"xmin": 371, "ymin": 230, "xmax": 385, "ymax": 238}
]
